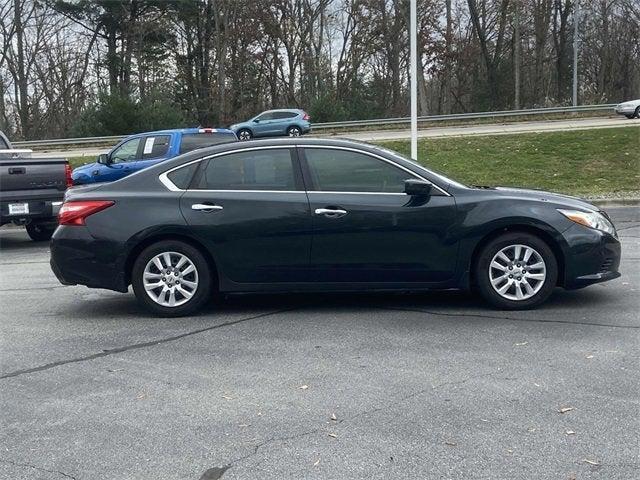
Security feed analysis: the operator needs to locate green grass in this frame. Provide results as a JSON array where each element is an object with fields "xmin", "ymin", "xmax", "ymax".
[
  {"xmin": 377, "ymin": 127, "xmax": 640, "ymax": 197},
  {"xmin": 69, "ymin": 127, "xmax": 639, "ymax": 197}
]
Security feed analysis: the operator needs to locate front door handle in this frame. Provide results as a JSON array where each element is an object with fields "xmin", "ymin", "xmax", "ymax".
[
  {"xmin": 192, "ymin": 203, "xmax": 223, "ymax": 212},
  {"xmin": 315, "ymin": 207, "xmax": 348, "ymax": 218}
]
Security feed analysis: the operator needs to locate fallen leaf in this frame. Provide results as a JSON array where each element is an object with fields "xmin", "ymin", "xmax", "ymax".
[
  {"xmin": 585, "ymin": 355, "xmax": 594, "ymax": 359},
  {"xmin": 239, "ymin": 424, "xmax": 251, "ymax": 428},
  {"xmin": 327, "ymin": 433, "xmax": 337, "ymax": 438},
  {"xmin": 330, "ymin": 413, "xmax": 337, "ymax": 421},
  {"xmin": 444, "ymin": 441, "xmax": 457, "ymax": 446},
  {"xmin": 558, "ymin": 407, "xmax": 574, "ymax": 414},
  {"xmin": 527, "ymin": 427, "xmax": 536, "ymax": 432},
  {"xmin": 507, "ymin": 449, "xmax": 513, "ymax": 454},
  {"xmin": 222, "ymin": 395, "xmax": 233, "ymax": 400},
  {"xmin": 514, "ymin": 341, "xmax": 528, "ymax": 346},
  {"xmin": 583, "ymin": 459, "xmax": 600, "ymax": 466},
  {"xmin": 136, "ymin": 392, "xmax": 146, "ymax": 400},
  {"xmin": 566, "ymin": 430, "xmax": 575, "ymax": 435},
  {"xmin": 107, "ymin": 368, "xmax": 123, "ymax": 373},
  {"xmin": 299, "ymin": 385, "xmax": 309, "ymax": 390},
  {"xmin": 313, "ymin": 459, "xmax": 320, "ymax": 467}
]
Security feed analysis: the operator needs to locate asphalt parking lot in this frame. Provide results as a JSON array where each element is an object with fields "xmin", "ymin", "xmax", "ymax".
[{"xmin": 1, "ymin": 206, "xmax": 638, "ymax": 480}]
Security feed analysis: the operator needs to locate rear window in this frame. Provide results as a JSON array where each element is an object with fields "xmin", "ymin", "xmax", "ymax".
[{"xmin": 179, "ymin": 133, "xmax": 236, "ymax": 154}]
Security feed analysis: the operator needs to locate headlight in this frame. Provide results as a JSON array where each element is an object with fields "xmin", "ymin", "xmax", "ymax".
[{"xmin": 558, "ymin": 209, "xmax": 617, "ymax": 236}]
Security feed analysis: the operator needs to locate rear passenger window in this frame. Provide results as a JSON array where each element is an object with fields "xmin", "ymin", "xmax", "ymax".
[
  {"xmin": 195, "ymin": 149, "xmax": 296, "ymax": 191},
  {"xmin": 167, "ymin": 163, "xmax": 198, "ymax": 189},
  {"xmin": 179, "ymin": 133, "xmax": 236, "ymax": 154},
  {"xmin": 141, "ymin": 135, "xmax": 170, "ymax": 159},
  {"xmin": 273, "ymin": 112, "xmax": 297, "ymax": 119}
]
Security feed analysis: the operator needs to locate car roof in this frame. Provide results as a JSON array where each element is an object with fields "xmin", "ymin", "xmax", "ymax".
[
  {"xmin": 261, "ymin": 109, "xmax": 304, "ymax": 114},
  {"xmin": 128, "ymin": 128, "xmax": 235, "ymax": 136}
]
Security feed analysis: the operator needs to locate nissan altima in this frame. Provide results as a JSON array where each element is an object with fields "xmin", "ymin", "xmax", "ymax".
[{"xmin": 50, "ymin": 138, "xmax": 621, "ymax": 316}]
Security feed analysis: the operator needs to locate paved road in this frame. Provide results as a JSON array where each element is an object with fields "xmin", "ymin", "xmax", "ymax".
[
  {"xmin": 34, "ymin": 116, "xmax": 639, "ymax": 160},
  {"xmin": 0, "ymin": 207, "xmax": 638, "ymax": 479}
]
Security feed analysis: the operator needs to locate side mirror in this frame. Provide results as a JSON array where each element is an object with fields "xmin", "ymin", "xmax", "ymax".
[
  {"xmin": 97, "ymin": 153, "xmax": 111, "ymax": 165},
  {"xmin": 404, "ymin": 179, "xmax": 432, "ymax": 196},
  {"xmin": 253, "ymin": 119, "xmax": 260, "ymax": 123}
]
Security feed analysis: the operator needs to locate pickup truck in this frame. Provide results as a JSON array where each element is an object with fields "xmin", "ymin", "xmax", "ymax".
[
  {"xmin": 0, "ymin": 131, "xmax": 71, "ymax": 241},
  {"xmin": 72, "ymin": 127, "xmax": 237, "ymax": 185}
]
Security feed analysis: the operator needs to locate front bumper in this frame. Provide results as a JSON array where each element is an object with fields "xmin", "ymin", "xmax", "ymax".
[
  {"xmin": 562, "ymin": 224, "xmax": 621, "ymax": 289},
  {"xmin": 50, "ymin": 225, "xmax": 128, "ymax": 292}
]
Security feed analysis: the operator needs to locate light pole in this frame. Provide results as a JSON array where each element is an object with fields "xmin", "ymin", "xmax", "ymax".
[
  {"xmin": 410, "ymin": 0, "xmax": 418, "ymax": 160},
  {"xmin": 572, "ymin": 1, "xmax": 580, "ymax": 107}
]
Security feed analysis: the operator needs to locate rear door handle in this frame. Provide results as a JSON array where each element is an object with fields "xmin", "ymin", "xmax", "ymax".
[
  {"xmin": 315, "ymin": 208, "xmax": 348, "ymax": 218},
  {"xmin": 192, "ymin": 203, "xmax": 223, "ymax": 212}
]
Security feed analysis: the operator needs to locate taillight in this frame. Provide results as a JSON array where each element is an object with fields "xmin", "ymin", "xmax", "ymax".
[
  {"xmin": 302, "ymin": 112, "xmax": 310, "ymax": 121},
  {"xmin": 58, "ymin": 201, "xmax": 114, "ymax": 226},
  {"xmin": 64, "ymin": 163, "xmax": 73, "ymax": 188}
]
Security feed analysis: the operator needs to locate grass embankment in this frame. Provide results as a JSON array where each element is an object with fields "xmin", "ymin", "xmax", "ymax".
[
  {"xmin": 377, "ymin": 127, "xmax": 640, "ymax": 198},
  {"xmin": 68, "ymin": 127, "xmax": 639, "ymax": 198}
]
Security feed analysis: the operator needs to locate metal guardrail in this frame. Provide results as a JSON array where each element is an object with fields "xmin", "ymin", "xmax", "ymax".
[{"xmin": 13, "ymin": 104, "xmax": 616, "ymax": 149}]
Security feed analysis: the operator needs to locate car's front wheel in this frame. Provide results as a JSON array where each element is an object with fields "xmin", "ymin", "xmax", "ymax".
[
  {"xmin": 237, "ymin": 129, "xmax": 252, "ymax": 141},
  {"xmin": 475, "ymin": 232, "xmax": 558, "ymax": 310},
  {"xmin": 634, "ymin": 106, "xmax": 640, "ymax": 119},
  {"xmin": 131, "ymin": 240, "xmax": 212, "ymax": 317},
  {"xmin": 287, "ymin": 126, "xmax": 302, "ymax": 137}
]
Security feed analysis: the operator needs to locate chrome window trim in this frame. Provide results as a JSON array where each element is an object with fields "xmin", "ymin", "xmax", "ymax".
[{"xmin": 158, "ymin": 144, "xmax": 451, "ymax": 196}]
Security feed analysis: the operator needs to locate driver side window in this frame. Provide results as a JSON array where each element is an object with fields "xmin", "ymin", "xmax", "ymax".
[
  {"xmin": 255, "ymin": 112, "xmax": 274, "ymax": 121},
  {"xmin": 110, "ymin": 138, "xmax": 141, "ymax": 163}
]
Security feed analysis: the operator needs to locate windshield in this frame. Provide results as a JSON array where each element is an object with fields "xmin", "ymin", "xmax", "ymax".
[{"xmin": 371, "ymin": 145, "xmax": 468, "ymax": 189}]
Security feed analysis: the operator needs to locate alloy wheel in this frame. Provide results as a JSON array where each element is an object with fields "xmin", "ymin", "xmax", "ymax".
[
  {"xmin": 143, "ymin": 251, "xmax": 199, "ymax": 307},
  {"xmin": 288, "ymin": 127, "xmax": 301, "ymax": 137},
  {"xmin": 488, "ymin": 244, "xmax": 547, "ymax": 301},
  {"xmin": 238, "ymin": 130, "xmax": 251, "ymax": 141}
]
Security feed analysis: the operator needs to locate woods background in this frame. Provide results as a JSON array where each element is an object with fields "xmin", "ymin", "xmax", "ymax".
[{"xmin": 1, "ymin": 0, "xmax": 639, "ymax": 140}]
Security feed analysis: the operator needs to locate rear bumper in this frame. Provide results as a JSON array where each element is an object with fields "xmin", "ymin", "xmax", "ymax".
[
  {"xmin": 50, "ymin": 225, "xmax": 128, "ymax": 292},
  {"xmin": 0, "ymin": 198, "xmax": 63, "ymax": 225},
  {"xmin": 562, "ymin": 224, "xmax": 622, "ymax": 289}
]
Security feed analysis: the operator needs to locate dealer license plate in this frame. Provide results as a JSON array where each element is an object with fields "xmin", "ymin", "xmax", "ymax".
[{"xmin": 8, "ymin": 203, "xmax": 29, "ymax": 215}]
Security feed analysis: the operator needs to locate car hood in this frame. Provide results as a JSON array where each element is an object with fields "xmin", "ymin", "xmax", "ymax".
[
  {"xmin": 480, "ymin": 186, "xmax": 599, "ymax": 211},
  {"xmin": 72, "ymin": 162, "xmax": 99, "ymax": 175}
]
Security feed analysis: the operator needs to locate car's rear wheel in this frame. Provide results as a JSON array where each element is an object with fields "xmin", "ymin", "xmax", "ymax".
[
  {"xmin": 475, "ymin": 232, "xmax": 558, "ymax": 310},
  {"xmin": 287, "ymin": 126, "xmax": 302, "ymax": 137},
  {"xmin": 26, "ymin": 222, "xmax": 55, "ymax": 242},
  {"xmin": 237, "ymin": 129, "xmax": 252, "ymax": 141},
  {"xmin": 131, "ymin": 240, "xmax": 212, "ymax": 317},
  {"xmin": 625, "ymin": 114, "xmax": 635, "ymax": 119}
]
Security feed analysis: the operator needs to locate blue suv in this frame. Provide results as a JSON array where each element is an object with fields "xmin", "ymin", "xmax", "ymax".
[
  {"xmin": 72, "ymin": 128, "xmax": 237, "ymax": 184},
  {"xmin": 229, "ymin": 109, "xmax": 311, "ymax": 141}
]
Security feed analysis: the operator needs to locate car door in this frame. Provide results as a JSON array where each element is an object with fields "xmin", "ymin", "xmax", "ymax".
[
  {"xmin": 252, "ymin": 112, "xmax": 275, "ymax": 137},
  {"xmin": 271, "ymin": 111, "xmax": 297, "ymax": 135},
  {"xmin": 178, "ymin": 146, "xmax": 312, "ymax": 285},
  {"xmin": 98, "ymin": 137, "xmax": 142, "ymax": 182},
  {"xmin": 300, "ymin": 146, "xmax": 459, "ymax": 284},
  {"xmin": 134, "ymin": 134, "xmax": 172, "ymax": 173}
]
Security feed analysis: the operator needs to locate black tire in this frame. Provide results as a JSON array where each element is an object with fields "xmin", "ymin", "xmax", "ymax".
[
  {"xmin": 475, "ymin": 232, "xmax": 558, "ymax": 310},
  {"xmin": 237, "ymin": 128, "xmax": 252, "ymax": 141},
  {"xmin": 131, "ymin": 240, "xmax": 212, "ymax": 317},
  {"xmin": 634, "ymin": 106, "xmax": 640, "ymax": 119},
  {"xmin": 625, "ymin": 114, "xmax": 635, "ymax": 119},
  {"xmin": 26, "ymin": 223, "xmax": 55, "ymax": 242},
  {"xmin": 287, "ymin": 125, "xmax": 302, "ymax": 137}
]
